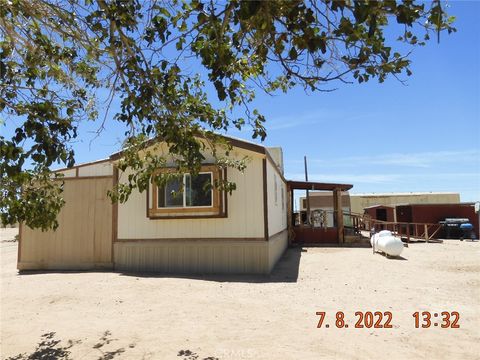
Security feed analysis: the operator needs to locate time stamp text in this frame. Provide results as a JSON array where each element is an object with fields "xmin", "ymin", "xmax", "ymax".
[{"xmin": 315, "ymin": 311, "xmax": 460, "ymax": 329}]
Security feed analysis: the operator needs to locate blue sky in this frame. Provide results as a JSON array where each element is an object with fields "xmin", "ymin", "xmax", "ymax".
[
  {"xmin": 234, "ymin": 1, "xmax": 480, "ymax": 202},
  {"xmin": 4, "ymin": 1, "xmax": 479, "ymax": 202}
]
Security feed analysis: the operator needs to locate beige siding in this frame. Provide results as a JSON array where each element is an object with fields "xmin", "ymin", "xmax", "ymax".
[
  {"xmin": 114, "ymin": 142, "xmax": 288, "ymax": 274},
  {"xmin": 268, "ymin": 230, "xmax": 288, "ymax": 272},
  {"xmin": 114, "ymin": 240, "xmax": 269, "ymax": 274},
  {"xmin": 56, "ymin": 168, "xmax": 76, "ymax": 178},
  {"xmin": 78, "ymin": 162, "xmax": 113, "ymax": 177},
  {"xmin": 117, "ymin": 148, "xmax": 265, "ymax": 240},
  {"xmin": 266, "ymin": 147, "xmax": 284, "ymax": 173},
  {"xmin": 266, "ymin": 159, "xmax": 287, "ymax": 237},
  {"xmin": 18, "ymin": 177, "xmax": 113, "ymax": 270}
]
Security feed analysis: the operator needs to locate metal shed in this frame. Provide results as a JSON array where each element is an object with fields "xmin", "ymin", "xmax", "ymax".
[
  {"xmin": 396, "ymin": 203, "xmax": 479, "ymax": 239},
  {"xmin": 363, "ymin": 205, "xmax": 396, "ymax": 223}
]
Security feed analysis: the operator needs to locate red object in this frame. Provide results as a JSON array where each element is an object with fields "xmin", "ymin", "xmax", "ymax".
[
  {"xmin": 363, "ymin": 205, "xmax": 395, "ymax": 222},
  {"xmin": 396, "ymin": 203, "xmax": 478, "ymax": 238},
  {"xmin": 293, "ymin": 227, "xmax": 338, "ymax": 244}
]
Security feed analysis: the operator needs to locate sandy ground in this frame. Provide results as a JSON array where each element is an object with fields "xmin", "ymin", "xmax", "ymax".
[{"xmin": 1, "ymin": 228, "xmax": 479, "ymax": 360}]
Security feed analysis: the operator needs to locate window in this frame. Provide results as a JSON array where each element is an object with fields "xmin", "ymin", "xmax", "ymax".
[
  {"xmin": 157, "ymin": 173, "xmax": 213, "ymax": 208},
  {"xmin": 148, "ymin": 165, "xmax": 226, "ymax": 218},
  {"xmin": 186, "ymin": 173, "xmax": 212, "ymax": 207},
  {"xmin": 158, "ymin": 177, "xmax": 183, "ymax": 207}
]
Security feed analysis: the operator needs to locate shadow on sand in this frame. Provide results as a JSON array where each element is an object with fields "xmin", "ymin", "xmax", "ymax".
[
  {"xmin": 177, "ymin": 349, "xmax": 219, "ymax": 360},
  {"xmin": 5, "ymin": 331, "xmax": 130, "ymax": 360},
  {"xmin": 376, "ymin": 253, "xmax": 408, "ymax": 261},
  {"xmin": 295, "ymin": 241, "xmax": 372, "ymax": 249}
]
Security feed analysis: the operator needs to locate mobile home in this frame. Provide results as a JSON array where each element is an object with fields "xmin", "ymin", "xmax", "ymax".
[
  {"xmin": 18, "ymin": 135, "xmax": 352, "ymax": 274},
  {"xmin": 18, "ymin": 136, "xmax": 288, "ymax": 274}
]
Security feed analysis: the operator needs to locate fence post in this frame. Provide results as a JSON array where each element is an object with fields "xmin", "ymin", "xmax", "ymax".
[{"xmin": 424, "ymin": 224, "xmax": 429, "ymax": 243}]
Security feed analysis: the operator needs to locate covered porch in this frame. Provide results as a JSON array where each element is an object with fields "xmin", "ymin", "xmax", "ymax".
[{"xmin": 286, "ymin": 180, "xmax": 353, "ymax": 245}]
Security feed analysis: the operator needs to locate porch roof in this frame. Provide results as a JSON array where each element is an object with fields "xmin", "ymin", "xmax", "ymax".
[{"xmin": 286, "ymin": 180, "xmax": 353, "ymax": 191}]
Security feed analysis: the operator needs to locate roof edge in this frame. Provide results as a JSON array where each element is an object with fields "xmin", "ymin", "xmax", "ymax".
[
  {"xmin": 52, "ymin": 158, "xmax": 111, "ymax": 173},
  {"xmin": 286, "ymin": 180, "xmax": 353, "ymax": 191},
  {"xmin": 109, "ymin": 133, "xmax": 266, "ymax": 161}
]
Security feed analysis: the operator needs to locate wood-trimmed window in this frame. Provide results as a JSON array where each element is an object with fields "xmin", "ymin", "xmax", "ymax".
[{"xmin": 147, "ymin": 165, "xmax": 227, "ymax": 219}]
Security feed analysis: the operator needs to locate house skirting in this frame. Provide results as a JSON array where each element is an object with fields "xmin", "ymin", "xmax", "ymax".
[
  {"xmin": 114, "ymin": 230, "xmax": 288, "ymax": 274},
  {"xmin": 17, "ymin": 261, "xmax": 113, "ymax": 271}
]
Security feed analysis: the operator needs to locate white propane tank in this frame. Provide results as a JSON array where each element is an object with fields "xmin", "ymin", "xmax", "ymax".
[{"xmin": 371, "ymin": 230, "xmax": 404, "ymax": 257}]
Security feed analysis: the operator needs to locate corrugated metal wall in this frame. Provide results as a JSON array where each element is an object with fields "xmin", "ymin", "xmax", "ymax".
[
  {"xmin": 114, "ymin": 239, "xmax": 270, "ymax": 274},
  {"xmin": 114, "ymin": 233, "xmax": 288, "ymax": 275},
  {"xmin": 268, "ymin": 230, "xmax": 288, "ymax": 272}
]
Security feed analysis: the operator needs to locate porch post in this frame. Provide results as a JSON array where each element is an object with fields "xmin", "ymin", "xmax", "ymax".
[
  {"xmin": 287, "ymin": 186, "xmax": 293, "ymax": 245},
  {"xmin": 334, "ymin": 188, "xmax": 344, "ymax": 245}
]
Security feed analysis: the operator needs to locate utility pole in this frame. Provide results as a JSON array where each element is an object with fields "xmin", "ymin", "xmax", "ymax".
[{"xmin": 304, "ymin": 156, "xmax": 311, "ymax": 226}]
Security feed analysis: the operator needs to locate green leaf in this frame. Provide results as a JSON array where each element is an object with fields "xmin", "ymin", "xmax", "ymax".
[{"xmin": 289, "ymin": 47, "xmax": 298, "ymax": 60}]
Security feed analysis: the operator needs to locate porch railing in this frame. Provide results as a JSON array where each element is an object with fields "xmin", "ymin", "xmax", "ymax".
[{"xmin": 343, "ymin": 212, "xmax": 443, "ymax": 242}]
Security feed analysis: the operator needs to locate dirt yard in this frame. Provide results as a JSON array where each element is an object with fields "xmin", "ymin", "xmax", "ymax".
[{"xmin": 1, "ymin": 228, "xmax": 479, "ymax": 360}]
